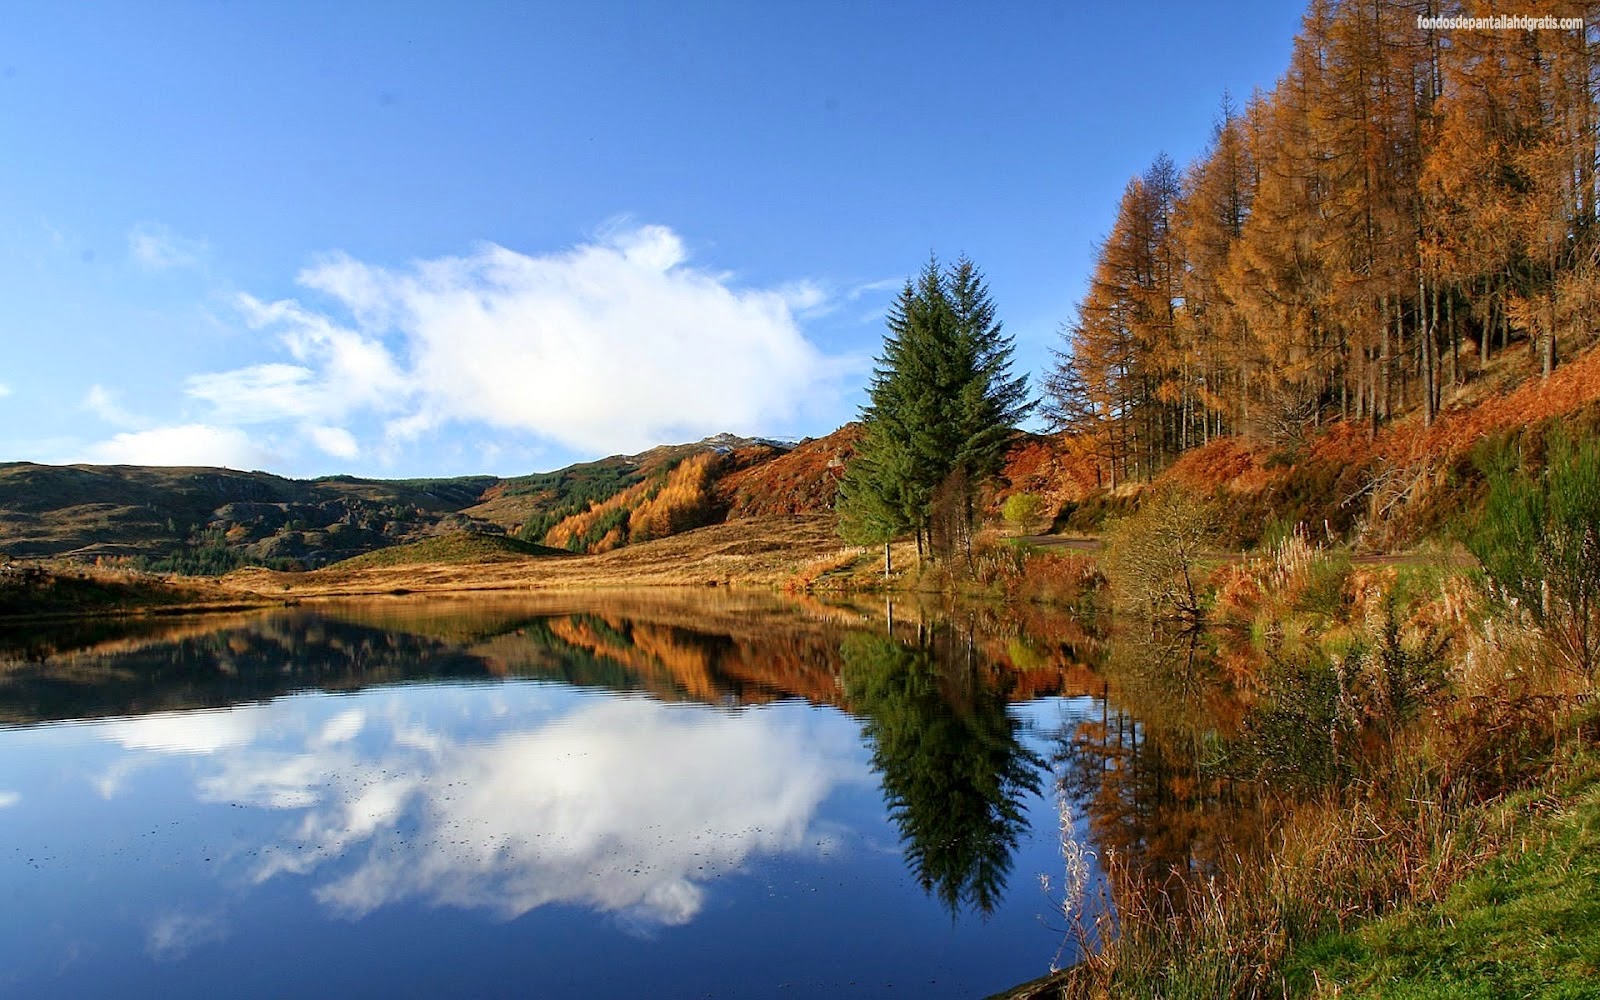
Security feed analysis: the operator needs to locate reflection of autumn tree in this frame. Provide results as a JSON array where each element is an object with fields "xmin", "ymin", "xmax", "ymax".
[
  {"xmin": 840, "ymin": 627, "xmax": 1045, "ymax": 917},
  {"xmin": 1054, "ymin": 630, "xmax": 1265, "ymax": 907}
]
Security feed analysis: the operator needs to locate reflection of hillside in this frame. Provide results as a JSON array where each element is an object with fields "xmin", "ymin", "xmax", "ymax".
[
  {"xmin": 0, "ymin": 612, "xmax": 496, "ymax": 725},
  {"xmin": 470, "ymin": 614, "xmax": 852, "ymax": 708},
  {"xmin": 0, "ymin": 612, "xmax": 263, "ymax": 667},
  {"xmin": 2, "ymin": 592, "xmax": 1113, "ymax": 727},
  {"xmin": 545, "ymin": 616, "xmax": 730, "ymax": 703}
]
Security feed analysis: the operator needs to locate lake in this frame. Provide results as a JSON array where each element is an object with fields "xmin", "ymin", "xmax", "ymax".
[{"xmin": 0, "ymin": 591, "xmax": 1184, "ymax": 999}]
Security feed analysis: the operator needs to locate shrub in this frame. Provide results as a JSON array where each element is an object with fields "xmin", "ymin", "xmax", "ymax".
[
  {"xmin": 1465, "ymin": 425, "xmax": 1600, "ymax": 678},
  {"xmin": 1103, "ymin": 486, "xmax": 1217, "ymax": 625},
  {"xmin": 1001, "ymin": 492, "xmax": 1047, "ymax": 536}
]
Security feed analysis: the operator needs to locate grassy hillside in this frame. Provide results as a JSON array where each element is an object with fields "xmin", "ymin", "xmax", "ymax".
[
  {"xmin": 16, "ymin": 334, "xmax": 1597, "ymax": 580},
  {"xmin": 332, "ymin": 532, "xmax": 568, "ymax": 569},
  {"xmin": 1286, "ymin": 768, "xmax": 1600, "ymax": 996},
  {"xmin": 0, "ymin": 562, "xmax": 250, "ymax": 619},
  {"xmin": 0, "ymin": 462, "xmax": 505, "ymax": 568},
  {"xmin": 717, "ymin": 425, "xmax": 858, "ymax": 518}
]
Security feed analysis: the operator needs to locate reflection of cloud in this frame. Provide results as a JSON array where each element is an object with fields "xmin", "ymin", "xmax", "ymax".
[
  {"xmin": 0, "ymin": 790, "xmax": 18, "ymax": 808},
  {"xmin": 100, "ymin": 705, "xmax": 273, "ymax": 755},
  {"xmin": 315, "ymin": 708, "xmax": 365, "ymax": 746},
  {"xmin": 146, "ymin": 910, "xmax": 228, "ymax": 961},
  {"xmin": 92, "ymin": 757, "xmax": 149, "ymax": 799},
  {"xmin": 176, "ymin": 696, "xmax": 856, "ymax": 929}
]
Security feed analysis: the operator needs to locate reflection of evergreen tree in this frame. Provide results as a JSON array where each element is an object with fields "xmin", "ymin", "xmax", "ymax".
[{"xmin": 840, "ymin": 628, "xmax": 1044, "ymax": 917}]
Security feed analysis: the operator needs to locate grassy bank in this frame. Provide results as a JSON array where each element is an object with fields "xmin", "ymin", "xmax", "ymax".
[
  {"xmin": 0, "ymin": 561, "xmax": 276, "ymax": 621},
  {"xmin": 1003, "ymin": 458, "xmax": 1600, "ymax": 998},
  {"xmin": 1288, "ymin": 761, "xmax": 1600, "ymax": 997}
]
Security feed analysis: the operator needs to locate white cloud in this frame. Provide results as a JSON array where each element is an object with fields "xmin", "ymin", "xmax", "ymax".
[
  {"xmin": 0, "ymin": 383, "xmax": 11, "ymax": 398},
  {"xmin": 128, "ymin": 223, "xmax": 209, "ymax": 271},
  {"xmin": 193, "ymin": 224, "xmax": 852, "ymax": 457},
  {"xmin": 83, "ymin": 384, "xmax": 147, "ymax": 429},
  {"xmin": 82, "ymin": 423, "xmax": 279, "ymax": 470},
  {"xmin": 306, "ymin": 425, "xmax": 359, "ymax": 460},
  {"xmin": 184, "ymin": 363, "xmax": 322, "ymax": 423},
  {"xmin": 0, "ymin": 790, "xmax": 18, "ymax": 808}
]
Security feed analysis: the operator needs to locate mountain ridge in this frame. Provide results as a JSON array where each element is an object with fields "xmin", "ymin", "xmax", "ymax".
[{"xmin": 0, "ymin": 429, "xmax": 855, "ymax": 569}]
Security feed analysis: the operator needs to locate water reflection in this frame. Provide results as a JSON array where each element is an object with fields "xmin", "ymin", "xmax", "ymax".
[
  {"xmin": 0, "ymin": 593, "xmax": 1105, "ymax": 998},
  {"xmin": 1051, "ymin": 626, "xmax": 1268, "ymax": 916},
  {"xmin": 842, "ymin": 628, "xmax": 1044, "ymax": 916},
  {"xmin": 100, "ymin": 692, "xmax": 857, "ymax": 930}
]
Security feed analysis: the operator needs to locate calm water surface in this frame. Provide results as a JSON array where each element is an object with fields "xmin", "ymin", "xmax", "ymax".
[{"xmin": 0, "ymin": 592, "xmax": 1142, "ymax": 999}]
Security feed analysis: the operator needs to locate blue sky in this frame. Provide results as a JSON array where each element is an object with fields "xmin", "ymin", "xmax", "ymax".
[{"xmin": 0, "ymin": 1, "xmax": 1302, "ymax": 479}]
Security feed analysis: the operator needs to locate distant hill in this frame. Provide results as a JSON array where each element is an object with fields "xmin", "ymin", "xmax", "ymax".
[
  {"xmin": 0, "ymin": 431, "xmax": 854, "ymax": 571},
  {"xmin": 332, "ymin": 533, "xmax": 569, "ymax": 570}
]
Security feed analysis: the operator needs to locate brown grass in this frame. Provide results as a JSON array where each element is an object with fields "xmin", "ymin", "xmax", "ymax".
[
  {"xmin": 223, "ymin": 514, "xmax": 849, "ymax": 599},
  {"xmin": 0, "ymin": 560, "xmax": 272, "ymax": 621}
]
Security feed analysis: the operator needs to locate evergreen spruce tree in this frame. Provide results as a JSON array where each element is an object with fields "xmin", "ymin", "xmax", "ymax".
[{"xmin": 837, "ymin": 255, "xmax": 1032, "ymax": 567}]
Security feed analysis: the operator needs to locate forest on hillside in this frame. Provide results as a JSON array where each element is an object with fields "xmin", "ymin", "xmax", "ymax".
[{"xmin": 1045, "ymin": 0, "xmax": 1600, "ymax": 489}]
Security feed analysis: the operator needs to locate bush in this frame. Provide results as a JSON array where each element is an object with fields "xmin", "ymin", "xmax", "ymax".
[
  {"xmin": 1465, "ymin": 425, "xmax": 1600, "ymax": 678},
  {"xmin": 1001, "ymin": 492, "xmax": 1046, "ymax": 536},
  {"xmin": 1103, "ymin": 486, "xmax": 1217, "ymax": 625}
]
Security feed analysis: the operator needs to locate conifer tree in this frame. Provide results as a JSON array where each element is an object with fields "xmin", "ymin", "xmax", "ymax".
[{"xmin": 838, "ymin": 256, "xmax": 1032, "ymax": 565}]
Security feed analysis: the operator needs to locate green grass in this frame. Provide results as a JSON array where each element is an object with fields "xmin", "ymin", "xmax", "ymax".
[
  {"xmin": 1288, "ymin": 773, "xmax": 1600, "ymax": 998},
  {"xmin": 329, "ymin": 532, "xmax": 568, "ymax": 570}
]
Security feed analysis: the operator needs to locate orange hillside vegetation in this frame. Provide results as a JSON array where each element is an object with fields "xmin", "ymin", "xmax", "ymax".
[{"xmin": 718, "ymin": 425, "xmax": 860, "ymax": 518}]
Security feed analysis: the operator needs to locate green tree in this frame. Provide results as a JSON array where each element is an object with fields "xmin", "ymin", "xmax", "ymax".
[
  {"xmin": 1103, "ymin": 485, "xmax": 1217, "ymax": 626},
  {"xmin": 1000, "ymin": 492, "xmax": 1045, "ymax": 537},
  {"xmin": 837, "ymin": 255, "xmax": 1032, "ymax": 565}
]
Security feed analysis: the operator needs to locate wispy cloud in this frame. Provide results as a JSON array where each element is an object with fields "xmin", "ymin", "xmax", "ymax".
[
  {"xmin": 0, "ymin": 382, "xmax": 12, "ymax": 399},
  {"xmin": 128, "ymin": 222, "xmax": 209, "ymax": 271},
  {"xmin": 847, "ymin": 277, "xmax": 901, "ymax": 301},
  {"xmin": 82, "ymin": 423, "xmax": 280, "ymax": 470},
  {"xmin": 184, "ymin": 223, "xmax": 855, "ymax": 457},
  {"xmin": 83, "ymin": 384, "xmax": 147, "ymax": 429},
  {"xmin": 40, "ymin": 218, "xmax": 67, "ymax": 251}
]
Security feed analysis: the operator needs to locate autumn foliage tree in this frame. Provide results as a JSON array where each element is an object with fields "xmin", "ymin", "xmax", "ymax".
[{"xmin": 1049, "ymin": 0, "xmax": 1600, "ymax": 468}]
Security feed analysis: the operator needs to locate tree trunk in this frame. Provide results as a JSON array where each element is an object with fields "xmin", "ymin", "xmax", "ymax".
[
  {"xmin": 1448, "ymin": 289, "xmax": 1458, "ymax": 388},
  {"xmin": 1544, "ymin": 284, "xmax": 1558, "ymax": 378},
  {"xmin": 1379, "ymin": 295, "xmax": 1392, "ymax": 421},
  {"xmin": 1423, "ymin": 277, "xmax": 1437, "ymax": 427}
]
